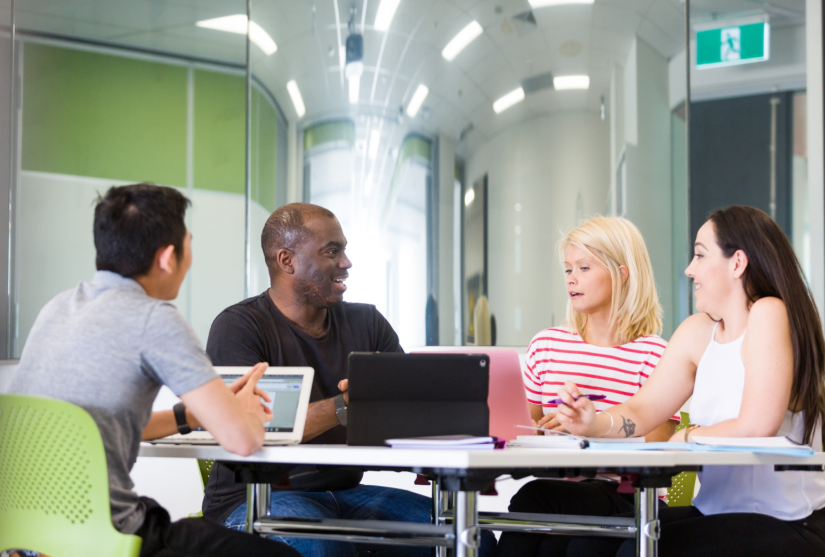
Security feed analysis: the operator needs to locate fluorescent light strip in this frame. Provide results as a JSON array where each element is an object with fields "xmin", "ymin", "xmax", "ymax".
[
  {"xmin": 406, "ymin": 84, "xmax": 429, "ymax": 117},
  {"xmin": 493, "ymin": 87, "xmax": 525, "ymax": 113},
  {"xmin": 442, "ymin": 21, "xmax": 483, "ymax": 61},
  {"xmin": 374, "ymin": 0, "xmax": 402, "ymax": 31},
  {"xmin": 368, "ymin": 130, "xmax": 381, "ymax": 159},
  {"xmin": 196, "ymin": 15, "xmax": 277, "ymax": 55},
  {"xmin": 528, "ymin": 0, "xmax": 594, "ymax": 7},
  {"xmin": 554, "ymin": 75, "xmax": 590, "ymax": 90},
  {"xmin": 349, "ymin": 76, "xmax": 361, "ymax": 104},
  {"xmin": 286, "ymin": 80, "xmax": 306, "ymax": 118},
  {"xmin": 464, "ymin": 188, "xmax": 475, "ymax": 206}
]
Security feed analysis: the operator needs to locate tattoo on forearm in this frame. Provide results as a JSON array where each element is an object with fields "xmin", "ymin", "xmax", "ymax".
[{"xmin": 619, "ymin": 416, "xmax": 636, "ymax": 437}]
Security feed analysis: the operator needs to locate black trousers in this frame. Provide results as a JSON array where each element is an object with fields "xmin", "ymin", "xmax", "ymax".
[
  {"xmin": 607, "ymin": 505, "xmax": 825, "ymax": 557},
  {"xmin": 495, "ymin": 479, "xmax": 640, "ymax": 557},
  {"xmin": 136, "ymin": 497, "xmax": 301, "ymax": 557},
  {"xmin": 495, "ymin": 480, "xmax": 825, "ymax": 557}
]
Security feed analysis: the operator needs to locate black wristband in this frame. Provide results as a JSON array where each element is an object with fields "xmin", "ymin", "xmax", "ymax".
[
  {"xmin": 333, "ymin": 393, "xmax": 348, "ymax": 426},
  {"xmin": 173, "ymin": 402, "xmax": 192, "ymax": 435}
]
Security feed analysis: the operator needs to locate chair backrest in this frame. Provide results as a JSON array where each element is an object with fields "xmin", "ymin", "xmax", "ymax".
[
  {"xmin": 667, "ymin": 411, "xmax": 697, "ymax": 507},
  {"xmin": 197, "ymin": 459, "xmax": 215, "ymax": 489},
  {"xmin": 0, "ymin": 394, "xmax": 142, "ymax": 557}
]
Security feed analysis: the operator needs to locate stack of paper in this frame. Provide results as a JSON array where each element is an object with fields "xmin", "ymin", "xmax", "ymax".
[
  {"xmin": 385, "ymin": 435, "xmax": 500, "ymax": 450},
  {"xmin": 587, "ymin": 436, "xmax": 814, "ymax": 456}
]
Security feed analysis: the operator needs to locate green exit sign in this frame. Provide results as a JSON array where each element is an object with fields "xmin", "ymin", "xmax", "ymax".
[{"xmin": 696, "ymin": 21, "xmax": 770, "ymax": 69}]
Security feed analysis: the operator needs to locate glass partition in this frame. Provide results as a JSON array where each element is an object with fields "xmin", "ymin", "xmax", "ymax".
[
  {"xmin": 10, "ymin": 0, "xmax": 250, "ymax": 350},
  {"xmin": 1, "ymin": 0, "xmax": 696, "ymax": 355},
  {"xmin": 238, "ymin": 0, "xmax": 692, "ymax": 348},
  {"xmin": 0, "ymin": 0, "xmax": 11, "ymax": 357}
]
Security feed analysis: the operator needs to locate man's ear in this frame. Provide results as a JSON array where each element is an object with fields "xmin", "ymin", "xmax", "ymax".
[
  {"xmin": 277, "ymin": 248, "xmax": 295, "ymax": 275},
  {"xmin": 157, "ymin": 245, "xmax": 176, "ymax": 274}
]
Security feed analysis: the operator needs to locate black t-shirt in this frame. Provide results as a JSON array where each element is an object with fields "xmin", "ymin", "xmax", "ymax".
[{"xmin": 201, "ymin": 291, "xmax": 403, "ymax": 524}]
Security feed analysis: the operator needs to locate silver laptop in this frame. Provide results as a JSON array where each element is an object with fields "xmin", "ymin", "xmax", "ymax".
[{"xmin": 152, "ymin": 366, "xmax": 314, "ymax": 446}]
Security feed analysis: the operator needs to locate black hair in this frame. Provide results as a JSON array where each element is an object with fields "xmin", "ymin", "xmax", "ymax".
[
  {"xmin": 93, "ymin": 183, "xmax": 191, "ymax": 278},
  {"xmin": 709, "ymin": 205, "xmax": 825, "ymax": 445},
  {"xmin": 261, "ymin": 203, "xmax": 335, "ymax": 270}
]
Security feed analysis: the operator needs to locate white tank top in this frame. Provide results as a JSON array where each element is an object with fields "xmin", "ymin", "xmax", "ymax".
[{"xmin": 690, "ymin": 321, "xmax": 825, "ymax": 519}]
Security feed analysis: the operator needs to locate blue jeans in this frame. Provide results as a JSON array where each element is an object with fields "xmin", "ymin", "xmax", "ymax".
[{"xmin": 223, "ymin": 485, "xmax": 496, "ymax": 557}]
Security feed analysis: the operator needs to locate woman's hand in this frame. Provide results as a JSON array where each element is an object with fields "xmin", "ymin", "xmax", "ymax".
[
  {"xmin": 536, "ymin": 412, "xmax": 561, "ymax": 431},
  {"xmin": 669, "ymin": 428, "xmax": 689, "ymax": 443},
  {"xmin": 554, "ymin": 381, "xmax": 600, "ymax": 436}
]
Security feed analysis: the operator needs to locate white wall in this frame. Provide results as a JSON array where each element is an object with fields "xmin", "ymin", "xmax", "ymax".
[
  {"xmin": 465, "ymin": 111, "xmax": 611, "ymax": 346},
  {"xmin": 621, "ymin": 38, "xmax": 676, "ymax": 337},
  {"xmin": 437, "ymin": 135, "xmax": 456, "ymax": 346},
  {"xmin": 807, "ymin": 0, "xmax": 824, "ymax": 317},
  {"xmin": 15, "ymin": 170, "xmax": 266, "ymax": 351}
]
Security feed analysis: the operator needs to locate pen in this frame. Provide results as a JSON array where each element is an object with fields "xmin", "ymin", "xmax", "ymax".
[{"xmin": 545, "ymin": 394, "xmax": 606, "ymax": 405}]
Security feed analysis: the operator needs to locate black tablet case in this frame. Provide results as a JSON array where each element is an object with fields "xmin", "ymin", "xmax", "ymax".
[{"xmin": 346, "ymin": 352, "xmax": 490, "ymax": 446}]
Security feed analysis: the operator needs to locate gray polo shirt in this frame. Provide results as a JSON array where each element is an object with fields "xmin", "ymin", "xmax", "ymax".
[{"xmin": 8, "ymin": 270, "xmax": 217, "ymax": 534}]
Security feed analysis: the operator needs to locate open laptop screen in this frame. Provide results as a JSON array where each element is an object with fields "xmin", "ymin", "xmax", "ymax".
[{"xmin": 220, "ymin": 374, "xmax": 304, "ymax": 432}]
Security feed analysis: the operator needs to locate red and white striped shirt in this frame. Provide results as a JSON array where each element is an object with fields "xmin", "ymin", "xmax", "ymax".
[{"xmin": 524, "ymin": 326, "xmax": 678, "ymax": 421}]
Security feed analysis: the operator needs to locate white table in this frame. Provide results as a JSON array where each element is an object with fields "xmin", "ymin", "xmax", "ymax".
[{"xmin": 140, "ymin": 443, "xmax": 825, "ymax": 557}]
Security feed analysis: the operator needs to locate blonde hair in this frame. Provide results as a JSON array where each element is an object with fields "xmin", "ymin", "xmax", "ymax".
[{"xmin": 558, "ymin": 216, "xmax": 662, "ymax": 345}]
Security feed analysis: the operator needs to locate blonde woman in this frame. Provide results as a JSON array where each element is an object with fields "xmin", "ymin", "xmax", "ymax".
[{"xmin": 496, "ymin": 216, "xmax": 677, "ymax": 557}]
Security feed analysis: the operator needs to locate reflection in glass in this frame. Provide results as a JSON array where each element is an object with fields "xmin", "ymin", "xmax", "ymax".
[
  {"xmin": 10, "ymin": 0, "xmax": 260, "ymax": 350},
  {"xmin": 303, "ymin": 117, "xmax": 432, "ymax": 349}
]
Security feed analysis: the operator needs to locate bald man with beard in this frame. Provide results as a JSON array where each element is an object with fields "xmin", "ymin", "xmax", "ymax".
[{"xmin": 201, "ymin": 203, "xmax": 456, "ymax": 557}]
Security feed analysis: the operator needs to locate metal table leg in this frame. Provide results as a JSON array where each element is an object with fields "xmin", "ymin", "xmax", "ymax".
[
  {"xmin": 434, "ymin": 482, "xmax": 454, "ymax": 557},
  {"xmin": 453, "ymin": 491, "xmax": 480, "ymax": 557},
  {"xmin": 635, "ymin": 488, "xmax": 660, "ymax": 557},
  {"xmin": 246, "ymin": 483, "xmax": 271, "ymax": 535}
]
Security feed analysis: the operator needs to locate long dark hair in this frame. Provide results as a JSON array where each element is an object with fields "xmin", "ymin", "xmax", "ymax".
[{"xmin": 709, "ymin": 206, "xmax": 825, "ymax": 445}]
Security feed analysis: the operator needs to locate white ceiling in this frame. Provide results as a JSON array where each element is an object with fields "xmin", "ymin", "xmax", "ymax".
[{"xmin": 10, "ymin": 0, "xmax": 804, "ymax": 151}]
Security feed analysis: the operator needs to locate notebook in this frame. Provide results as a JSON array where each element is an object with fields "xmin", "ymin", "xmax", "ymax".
[{"xmin": 150, "ymin": 366, "xmax": 314, "ymax": 446}]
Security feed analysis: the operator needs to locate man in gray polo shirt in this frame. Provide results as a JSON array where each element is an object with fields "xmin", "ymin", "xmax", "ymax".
[{"xmin": 8, "ymin": 183, "xmax": 299, "ymax": 557}]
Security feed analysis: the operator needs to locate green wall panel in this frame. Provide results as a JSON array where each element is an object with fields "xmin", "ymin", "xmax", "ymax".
[
  {"xmin": 22, "ymin": 43, "xmax": 187, "ymax": 186},
  {"xmin": 193, "ymin": 69, "xmax": 245, "ymax": 195},
  {"xmin": 22, "ymin": 44, "xmax": 281, "ymax": 201},
  {"xmin": 304, "ymin": 120, "xmax": 355, "ymax": 151},
  {"xmin": 252, "ymin": 88, "xmax": 277, "ymax": 212}
]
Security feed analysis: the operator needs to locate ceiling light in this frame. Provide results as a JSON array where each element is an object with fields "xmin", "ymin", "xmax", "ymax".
[
  {"xmin": 528, "ymin": 0, "xmax": 594, "ymax": 7},
  {"xmin": 196, "ymin": 15, "xmax": 277, "ymax": 55},
  {"xmin": 349, "ymin": 76, "xmax": 361, "ymax": 104},
  {"xmin": 493, "ymin": 87, "xmax": 525, "ymax": 113},
  {"xmin": 553, "ymin": 75, "xmax": 590, "ymax": 90},
  {"xmin": 374, "ymin": 0, "xmax": 402, "ymax": 31},
  {"xmin": 442, "ymin": 21, "xmax": 483, "ymax": 61},
  {"xmin": 464, "ymin": 188, "xmax": 475, "ymax": 206},
  {"xmin": 286, "ymin": 80, "xmax": 305, "ymax": 118},
  {"xmin": 368, "ymin": 130, "xmax": 381, "ymax": 159},
  {"xmin": 406, "ymin": 84, "xmax": 429, "ymax": 117}
]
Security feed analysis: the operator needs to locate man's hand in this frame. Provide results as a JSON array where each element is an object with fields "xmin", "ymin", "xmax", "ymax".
[
  {"xmin": 338, "ymin": 378, "xmax": 349, "ymax": 405},
  {"xmin": 233, "ymin": 362, "xmax": 273, "ymax": 425}
]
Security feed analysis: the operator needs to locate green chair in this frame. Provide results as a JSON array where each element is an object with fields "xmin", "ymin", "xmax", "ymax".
[
  {"xmin": 667, "ymin": 411, "xmax": 697, "ymax": 507},
  {"xmin": 0, "ymin": 394, "xmax": 142, "ymax": 557},
  {"xmin": 197, "ymin": 459, "xmax": 215, "ymax": 489},
  {"xmin": 187, "ymin": 459, "xmax": 215, "ymax": 519}
]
